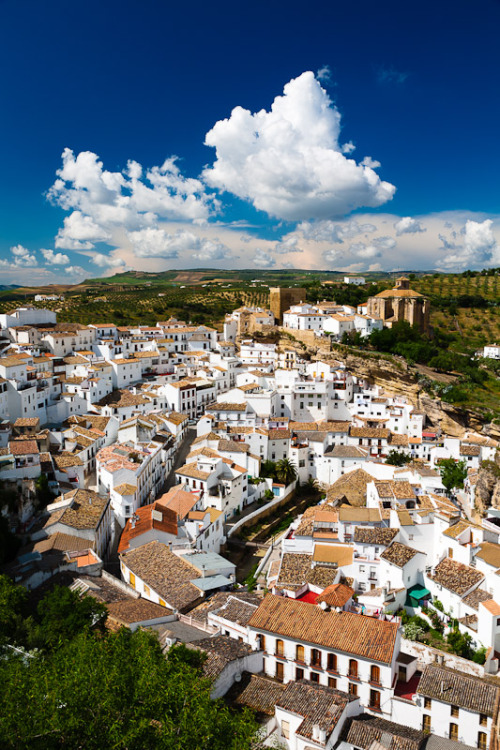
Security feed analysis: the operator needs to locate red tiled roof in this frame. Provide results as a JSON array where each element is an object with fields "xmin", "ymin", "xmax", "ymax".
[
  {"xmin": 118, "ymin": 502, "xmax": 177, "ymax": 553},
  {"xmin": 249, "ymin": 594, "xmax": 398, "ymax": 664}
]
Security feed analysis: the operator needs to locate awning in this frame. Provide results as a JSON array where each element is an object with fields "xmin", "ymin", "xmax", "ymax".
[{"xmin": 406, "ymin": 584, "xmax": 431, "ymax": 606}]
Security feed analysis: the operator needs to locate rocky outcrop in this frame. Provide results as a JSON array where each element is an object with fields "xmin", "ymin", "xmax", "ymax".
[
  {"xmin": 475, "ymin": 458, "xmax": 500, "ymax": 513},
  {"xmin": 251, "ymin": 324, "xmax": 493, "ymax": 439}
]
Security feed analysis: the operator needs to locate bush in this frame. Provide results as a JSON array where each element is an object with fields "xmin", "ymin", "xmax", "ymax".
[
  {"xmin": 472, "ymin": 647, "xmax": 487, "ymax": 665},
  {"xmin": 404, "ymin": 622, "xmax": 426, "ymax": 642}
]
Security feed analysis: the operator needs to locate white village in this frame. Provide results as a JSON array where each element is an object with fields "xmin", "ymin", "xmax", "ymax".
[{"xmin": 1, "ymin": 286, "xmax": 500, "ymax": 750}]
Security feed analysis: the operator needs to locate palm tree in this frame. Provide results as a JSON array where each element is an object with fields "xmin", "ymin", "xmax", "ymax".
[{"xmin": 275, "ymin": 458, "xmax": 298, "ymax": 486}]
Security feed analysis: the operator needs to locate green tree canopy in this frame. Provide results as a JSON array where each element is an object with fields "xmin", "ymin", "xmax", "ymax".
[
  {"xmin": 275, "ymin": 458, "xmax": 298, "ymax": 486},
  {"xmin": 0, "ymin": 630, "xmax": 259, "ymax": 750},
  {"xmin": 439, "ymin": 458, "xmax": 468, "ymax": 492},
  {"xmin": 36, "ymin": 585, "xmax": 108, "ymax": 649},
  {"xmin": 0, "ymin": 574, "xmax": 27, "ymax": 646},
  {"xmin": 385, "ymin": 450, "xmax": 412, "ymax": 467}
]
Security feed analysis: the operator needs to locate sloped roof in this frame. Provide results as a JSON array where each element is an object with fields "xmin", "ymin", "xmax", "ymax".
[{"xmin": 249, "ymin": 594, "xmax": 399, "ymax": 664}]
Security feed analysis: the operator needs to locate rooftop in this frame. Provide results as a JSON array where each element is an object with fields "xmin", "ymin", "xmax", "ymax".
[
  {"xmin": 429, "ymin": 558, "xmax": 484, "ymax": 596},
  {"xmin": 276, "ymin": 680, "xmax": 352, "ymax": 741},
  {"xmin": 418, "ymin": 664, "xmax": 500, "ymax": 716},
  {"xmin": 381, "ymin": 542, "xmax": 420, "ymax": 568},
  {"xmin": 249, "ymin": 594, "xmax": 399, "ymax": 664},
  {"xmin": 120, "ymin": 541, "xmax": 202, "ymax": 612}
]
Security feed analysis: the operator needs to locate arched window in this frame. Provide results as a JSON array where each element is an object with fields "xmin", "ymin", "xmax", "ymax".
[
  {"xmin": 311, "ymin": 648, "xmax": 322, "ymax": 667},
  {"xmin": 296, "ymin": 645, "xmax": 305, "ymax": 662},
  {"xmin": 370, "ymin": 665, "xmax": 380, "ymax": 683},
  {"xmin": 349, "ymin": 659, "xmax": 358, "ymax": 679},
  {"xmin": 327, "ymin": 653, "xmax": 337, "ymax": 671},
  {"xmin": 276, "ymin": 639, "xmax": 284, "ymax": 657}
]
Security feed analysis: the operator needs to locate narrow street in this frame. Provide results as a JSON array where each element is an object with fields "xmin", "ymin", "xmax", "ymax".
[{"xmin": 162, "ymin": 428, "xmax": 197, "ymax": 492}]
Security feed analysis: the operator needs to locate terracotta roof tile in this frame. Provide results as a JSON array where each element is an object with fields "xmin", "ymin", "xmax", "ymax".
[
  {"xmin": 249, "ymin": 594, "xmax": 399, "ymax": 664},
  {"xmin": 418, "ymin": 664, "xmax": 500, "ymax": 715},
  {"xmin": 120, "ymin": 540, "xmax": 202, "ymax": 612},
  {"xmin": 276, "ymin": 680, "xmax": 352, "ymax": 740},
  {"xmin": 430, "ymin": 558, "xmax": 484, "ymax": 596},
  {"xmin": 381, "ymin": 542, "xmax": 420, "ymax": 568},
  {"xmin": 344, "ymin": 715, "xmax": 425, "ymax": 750},
  {"xmin": 9, "ymin": 439, "xmax": 39, "ymax": 455}
]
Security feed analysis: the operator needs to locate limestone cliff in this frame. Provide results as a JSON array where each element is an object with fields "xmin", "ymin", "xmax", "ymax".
[
  {"xmin": 250, "ymin": 325, "xmax": 494, "ymax": 439},
  {"xmin": 475, "ymin": 458, "xmax": 500, "ymax": 513}
]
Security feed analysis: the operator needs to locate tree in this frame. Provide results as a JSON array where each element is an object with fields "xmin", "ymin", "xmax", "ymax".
[
  {"xmin": 37, "ymin": 586, "xmax": 108, "ymax": 649},
  {"xmin": 447, "ymin": 627, "xmax": 473, "ymax": 659},
  {"xmin": 385, "ymin": 450, "xmax": 411, "ymax": 467},
  {"xmin": 0, "ymin": 575, "xmax": 27, "ymax": 646},
  {"xmin": 275, "ymin": 458, "xmax": 298, "ymax": 486},
  {"xmin": 35, "ymin": 473, "xmax": 54, "ymax": 509},
  {"xmin": 0, "ymin": 630, "xmax": 259, "ymax": 749},
  {"xmin": 439, "ymin": 458, "xmax": 468, "ymax": 493},
  {"xmin": 0, "ymin": 515, "xmax": 21, "ymax": 565},
  {"xmin": 259, "ymin": 460, "xmax": 277, "ymax": 480}
]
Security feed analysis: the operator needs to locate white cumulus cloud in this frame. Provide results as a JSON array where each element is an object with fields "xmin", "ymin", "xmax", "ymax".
[
  {"xmin": 253, "ymin": 248, "xmax": 275, "ymax": 268},
  {"xmin": 91, "ymin": 253, "xmax": 126, "ymax": 268},
  {"xmin": 439, "ymin": 219, "xmax": 497, "ymax": 269},
  {"xmin": 394, "ymin": 216, "xmax": 426, "ymax": 235},
  {"xmin": 299, "ymin": 218, "xmax": 377, "ymax": 243},
  {"xmin": 127, "ymin": 227, "xmax": 231, "ymax": 262},
  {"xmin": 10, "ymin": 244, "xmax": 37, "ymax": 267},
  {"xmin": 203, "ymin": 71, "xmax": 395, "ymax": 221},
  {"xmin": 48, "ymin": 149, "xmax": 218, "ymax": 251},
  {"xmin": 55, "ymin": 211, "xmax": 112, "ymax": 250},
  {"xmin": 41, "ymin": 248, "xmax": 70, "ymax": 265},
  {"xmin": 65, "ymin": 266, "xmax": 88, "ymax": 279},
  {"xmin": 274, "ymin": 236, "xmax": 302, "ymax": 254}
]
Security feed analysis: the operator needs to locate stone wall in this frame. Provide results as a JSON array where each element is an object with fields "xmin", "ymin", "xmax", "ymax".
[{"xmin": 401, "ymin": 637, "xmax": 484, "ymax": 677}]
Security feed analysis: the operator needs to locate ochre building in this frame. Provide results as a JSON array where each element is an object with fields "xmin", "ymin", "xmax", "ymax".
[
  {"xmin": 366, "ymin": 276, "xmax": 430, "ymax": 334},
  {"xmin": 269, "ymin": 287, "xmax": 307, "ymax": 324}
]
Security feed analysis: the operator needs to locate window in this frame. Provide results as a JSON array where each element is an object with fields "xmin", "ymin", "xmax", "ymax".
[
  {"xmin": 370, "ymin": 665, "xmax": 380, "ymax": 684},
  {"xmin": 451, "ymin": 706, "xmax": 459, "ymax": 718},
  {"xmin": 480, "ymin": 714, "xmax": 488, "ymax": 727},
  {"xmin": 370, "ymin": 690, "xmax": 381, "ymax": 711},
  {"xmin": 424, "ymin": 697, "xmax": 432, "ymax": 710},
  {"xmin": 310, "ymin": 672, "xmax": 320, "ymax": 683},
  {"xmin": 276, "ymin": 662, "xmax": 284, "ymax": 682},
  {"xmin": 311, "ymin": 648, "xmax": 321, "ymax": 667},
  {"xmin": 328, "ymin": 677, "xmax": 337, "ymax": 689},
  {"xmin": 296, "ymin": 667, "xmax": 304, "ymax": 680},
  {"xmin": 281, "ymin": 720, "xmax": 290, "ymax": 739},
  {"xmin": 129, "ymin": 572, "xmax": 136, "ymax": 587},
  {"xmin": 349, "ymin": 659, "xmax": 358, "ymax": 679},
  {"xmin": 143, "ymin": 584, "xmax": 150, "ymax": 596},
  {"xmin": 348, "ymin": 682, "xmax": 358, "ymax": 696},
  {"xmin": 258, "ymin": 634, "xmax": 266, "ymax": 651},
  {"xmin": 449, "ymin": 724, "xmax": 458, "ymax": 741},
  {"xmin": 276, "ymin": 639, "xmax": 284, "ymax": 657},
  {"xmin": 327, "ymin": 653, "xmax": 337, "ymax": 671},
  {"xmin": 422, "ymin": 715, "xmax": 431, "ymax": 733},
  {"xmin": 478, "ymin": 733, "xmax": 487, "ymax": 750}
]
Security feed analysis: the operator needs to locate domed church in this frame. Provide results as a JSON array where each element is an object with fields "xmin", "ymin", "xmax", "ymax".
[{"xmin": 366, "ymin": 276, "xmax": 430, "ymax": 334}]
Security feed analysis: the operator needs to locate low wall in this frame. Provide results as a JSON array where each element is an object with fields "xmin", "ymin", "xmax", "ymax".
[
  {"xmin": 401, "ymin": 637, "xmax": 484, "ymax": 677},
  {"xmin": 228, "ymin": 482, "xmax": 296, "ymax": 538}
]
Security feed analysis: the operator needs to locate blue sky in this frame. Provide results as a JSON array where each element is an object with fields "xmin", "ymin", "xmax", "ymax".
[{"xmin": 1, "ymin": 0, "xmax": 500, "ymax": 283}]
